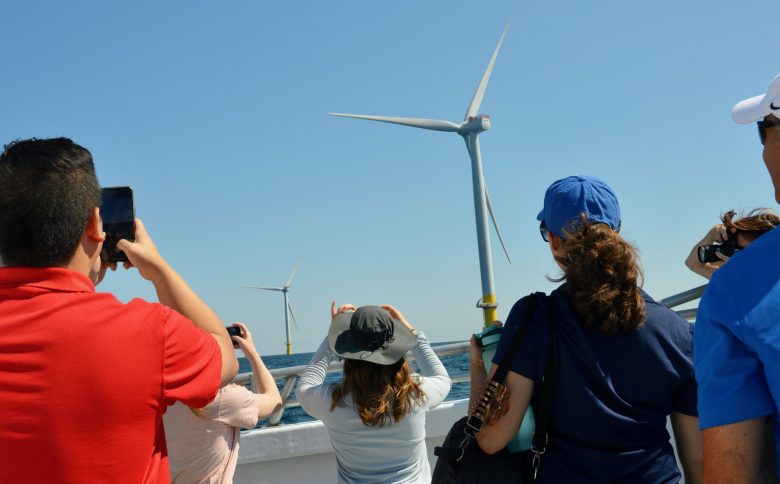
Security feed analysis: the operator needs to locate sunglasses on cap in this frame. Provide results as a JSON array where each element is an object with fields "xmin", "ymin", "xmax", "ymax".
[
  {"xmin": 539, "ymin": 221, "xmax": 550, "ymax": 242},
  {"xmin": 757, "ymin": 117, "xmax": 780, "ymax": 146}
]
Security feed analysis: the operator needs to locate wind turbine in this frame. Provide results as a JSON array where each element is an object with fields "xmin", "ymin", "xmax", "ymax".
[
  {"xmin": 245, "ymin": 262, "xmax": 302, "ymax": 355},
  {"xmin": 331, "ymin": 24, "xmax": 511, "ymax": 327}
]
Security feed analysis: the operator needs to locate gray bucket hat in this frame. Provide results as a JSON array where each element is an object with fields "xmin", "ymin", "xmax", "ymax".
[{"xmin": 327, "ymin": 305, "xmax": 417, "ymax": 365}]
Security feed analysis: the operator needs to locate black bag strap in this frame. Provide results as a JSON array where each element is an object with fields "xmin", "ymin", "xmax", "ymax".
[{"xmin": 530, "ymin": 295, "xmax": 558, "ymax": 479}]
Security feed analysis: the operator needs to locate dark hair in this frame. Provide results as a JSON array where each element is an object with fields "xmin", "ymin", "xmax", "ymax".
[
  {"xmin": 722, "ymin": 209, "xmax": 780, "ymax": 242},
  {"xmin": 0, "ymin": 138, "xmax": 101, "ymax": 267},
  {"xmin": 552, "ymin": 216, "xmax": 646, "ymax": 333},
  {"xmin": 331, "ymin": 358, "xmax": 425, "ymax": 427}
]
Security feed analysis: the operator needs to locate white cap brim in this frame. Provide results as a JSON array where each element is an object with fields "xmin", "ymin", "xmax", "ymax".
[
  {"xmin": 732, "ymin": 94, "xmax": 768, "ymax": 124},
  {"xmin": 732, "ymin": 72, "xmax": 780, "ymax": 124}
]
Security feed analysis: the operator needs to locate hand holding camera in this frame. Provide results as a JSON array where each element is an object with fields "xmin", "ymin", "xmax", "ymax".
[
  {"xmin": 686, "ymin": 209, "xmax": 780, "ymax": 280},
  {"xmin": 685, "ymin": 224, "xmax": 734, "ymax": 280},
  {"xmin": 228, "ymin": 322, "xmax": 257, "ymax": 355},
  {"xmin": 697, "ymin": 227, "xmax": 741, "ymax": 263}
]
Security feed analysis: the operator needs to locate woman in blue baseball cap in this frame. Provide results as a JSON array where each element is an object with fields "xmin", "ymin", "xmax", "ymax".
[{"xmin": 470, "ymin": 175, "xmax": 703, "ymax": 483}]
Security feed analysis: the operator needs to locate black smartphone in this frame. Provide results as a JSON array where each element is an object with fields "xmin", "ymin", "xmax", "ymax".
[
  {"xmin": 100, "ymin": 186, "xmax": 135, "ymax": 263},
  {"xmin": 226, "ymin": 326, "xmax": 243, "ymax": 348}
]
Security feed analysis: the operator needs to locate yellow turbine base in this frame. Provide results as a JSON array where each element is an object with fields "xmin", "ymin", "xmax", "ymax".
[
  {"xmin": 286, "ymin": 343, "xmax": 292, "ymax": 356},
  {"xmin": 481, "ymin": 294, "xmax": 498, "ymax": 327}
]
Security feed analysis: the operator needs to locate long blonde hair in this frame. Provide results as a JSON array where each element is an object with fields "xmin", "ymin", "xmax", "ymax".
[{"xmin": 331, "ymin": 358, "xmax": 426, "ymax": 426}]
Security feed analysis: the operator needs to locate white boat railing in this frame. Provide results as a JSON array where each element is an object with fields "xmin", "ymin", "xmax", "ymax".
[{"xmin": 236, "ymin": 285, "xmax": 705, "ymax": 426}]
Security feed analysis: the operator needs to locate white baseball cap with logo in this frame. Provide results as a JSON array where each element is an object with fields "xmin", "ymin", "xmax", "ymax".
[{"xmin": 732, "ymin": 72, "xmax": 780, "ymax": 124}]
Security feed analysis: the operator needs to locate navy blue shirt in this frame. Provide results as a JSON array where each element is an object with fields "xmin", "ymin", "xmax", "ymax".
[{"xmin": 493, "ymin": 285, "xmax": 697, "ymax": 484}]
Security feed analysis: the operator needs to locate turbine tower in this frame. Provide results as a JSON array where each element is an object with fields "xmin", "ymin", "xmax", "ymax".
[
  {"xmin": 331, "ymin": 24, "xmax": 511, "ymax": 327},
  {"xmin": 245, "ymin": 262, "xmax": 302, "ymax": 355}
]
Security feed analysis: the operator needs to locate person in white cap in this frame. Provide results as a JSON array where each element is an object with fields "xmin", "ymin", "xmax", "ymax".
[{"xmin": 694, "ymin": 72, "xmax": 780, "ymax": 481}]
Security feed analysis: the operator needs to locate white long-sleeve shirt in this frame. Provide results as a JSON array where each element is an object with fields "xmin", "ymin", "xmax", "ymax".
[{"xmin": 296, "ymin": 331, "xmax": 451, "ymax": 484}]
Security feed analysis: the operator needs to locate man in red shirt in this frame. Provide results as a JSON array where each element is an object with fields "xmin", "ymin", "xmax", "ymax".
[{"xmin": 0, "ymin": 138, "xmax": 239, "ymax": 483}]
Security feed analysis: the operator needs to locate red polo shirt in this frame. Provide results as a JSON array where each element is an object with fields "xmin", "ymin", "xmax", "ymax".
[{"xmin": 0, "ymin": 267, "xmax": 222, "ymax": 483}]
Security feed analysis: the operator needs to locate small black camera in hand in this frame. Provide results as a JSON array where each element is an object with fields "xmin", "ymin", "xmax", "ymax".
[
  {"xmin": 226, "ymin": 326, "xmax": 243, "ymax": 348},
  {"xmin": 698, "ymin": 232, "xmax": 741, "ymax": 263}
]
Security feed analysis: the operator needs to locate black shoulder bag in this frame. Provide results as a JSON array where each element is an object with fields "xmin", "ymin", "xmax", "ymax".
[{"xmin": 432, "ymin": 293, "xmax": 558, "ymax": 484}]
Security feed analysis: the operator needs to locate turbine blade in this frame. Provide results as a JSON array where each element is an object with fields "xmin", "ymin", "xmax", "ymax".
[
  {"xmin": 464, "ymin": 22, "xmax": 510, "ymax": 121},
  {"xmin": 287, "ymin": 300, "xmax": 300, "ymax": 330},
  {"xmin": 285, "ymin": 257, "xmax": 304, "ymax": 288},
  {"xmin": 330, "ymin": 113, "xmax": 460, "ymax": 132},
  {"xmin": 245, "ymin": 285, "xmax": 284, "ymax": 291},
  {"xmin": 485, "ymin": 185, "xmax": 511, "ymax": 264}
]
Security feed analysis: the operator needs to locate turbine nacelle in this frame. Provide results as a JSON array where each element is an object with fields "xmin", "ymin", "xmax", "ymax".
[{"xmin": 458, "ymin": 114, "xmax": 491, "ymax": 135}]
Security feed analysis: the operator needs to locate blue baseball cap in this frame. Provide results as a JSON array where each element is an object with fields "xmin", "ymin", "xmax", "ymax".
[{"xmin": 537, "ymin": 175, "xmax": 621, "ymax": 239}]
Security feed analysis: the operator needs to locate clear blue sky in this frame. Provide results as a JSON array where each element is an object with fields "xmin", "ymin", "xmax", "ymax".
[{"xmin": 1, "ymin": 1, "xmax": 776, "ymax": 355}]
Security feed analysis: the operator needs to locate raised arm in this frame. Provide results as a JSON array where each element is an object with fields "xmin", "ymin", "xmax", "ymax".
[
  {"xmin": 382, "ymin": 305, "xmax": 451, "ymax": 407},
  {"xmin": 117, "ymin": 219, "xmax": 238, "ymax": 386},
  {"xmin": 684, "ymin": 224, "xmax": 730, "ymax": 280},
  {"xmin": 409, "ymin": 331, "xmax": 450, "ymax": 407},
  {"xmin": 295, "ymin": 337, "xmax": 334, "ymax": 420},
  {"xmin": 296, "ymin": 302, "xmax": 356, "ymax": 419},
  {"xmin": 231, "ymin": 322, "xmax": 282, "ymax": 418}
]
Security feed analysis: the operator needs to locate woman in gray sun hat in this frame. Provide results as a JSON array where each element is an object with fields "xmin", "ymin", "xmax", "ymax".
[{"xmin": 296, "ymin": 302, "xmax": 452, "ymax": 484}]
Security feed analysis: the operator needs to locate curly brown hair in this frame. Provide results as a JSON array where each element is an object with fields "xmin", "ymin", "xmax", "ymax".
[
  {"xmin": 553, "ymin": 217, "xmax": 646, "ymax": 333},
  {"xmin": 722, "ymin": 208, "xmax": 780, "ymax": 242},
  {"xmin": 331, "ymin": 358, "xmax": 426, "ymax": 427}
]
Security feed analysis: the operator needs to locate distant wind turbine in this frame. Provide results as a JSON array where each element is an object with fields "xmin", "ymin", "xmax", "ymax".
[
  {"xmin": 245, "ymin": 261, "xmax": 302, "ymax": 355},
  {"xmin": 331, "ymin": 23, "xmax": 511, "ymax": 327}
]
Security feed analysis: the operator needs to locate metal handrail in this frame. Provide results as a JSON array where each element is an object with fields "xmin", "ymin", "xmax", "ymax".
[
  {"xmin": 238, "ymin": 285, "xmax": 705, "ymax": 426},
  {"xmin": 661, "ymin": 284, "xmax": 706, "ymax": 309}
]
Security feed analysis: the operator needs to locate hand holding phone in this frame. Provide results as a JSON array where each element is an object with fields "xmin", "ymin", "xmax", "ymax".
[
  {"xmin": 114, "ymin": 218, "xmax": 168, "ymax": 281},
  {"xmin": 100, "ymin": 186, "xmax": 135, "ymax": 263}
]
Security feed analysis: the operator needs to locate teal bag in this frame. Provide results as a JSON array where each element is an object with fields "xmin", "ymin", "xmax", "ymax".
[{"xmin": 475, "ymin": 323, "xmax": 535, "ymax": 451}]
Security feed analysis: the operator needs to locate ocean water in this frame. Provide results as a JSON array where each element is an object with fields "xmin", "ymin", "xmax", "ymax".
[{"xmin": 240, "ymin": 344, "xmax": 470, "ymax": 428}]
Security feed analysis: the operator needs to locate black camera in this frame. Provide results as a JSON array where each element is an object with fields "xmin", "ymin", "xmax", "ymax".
[
  {"xmin": 226, "ymin": 326, "xmax": 243, "ymax": 348},
  {"xmin": 698, "ymin": 232, "xmax": 741, "ymax": 263}
]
